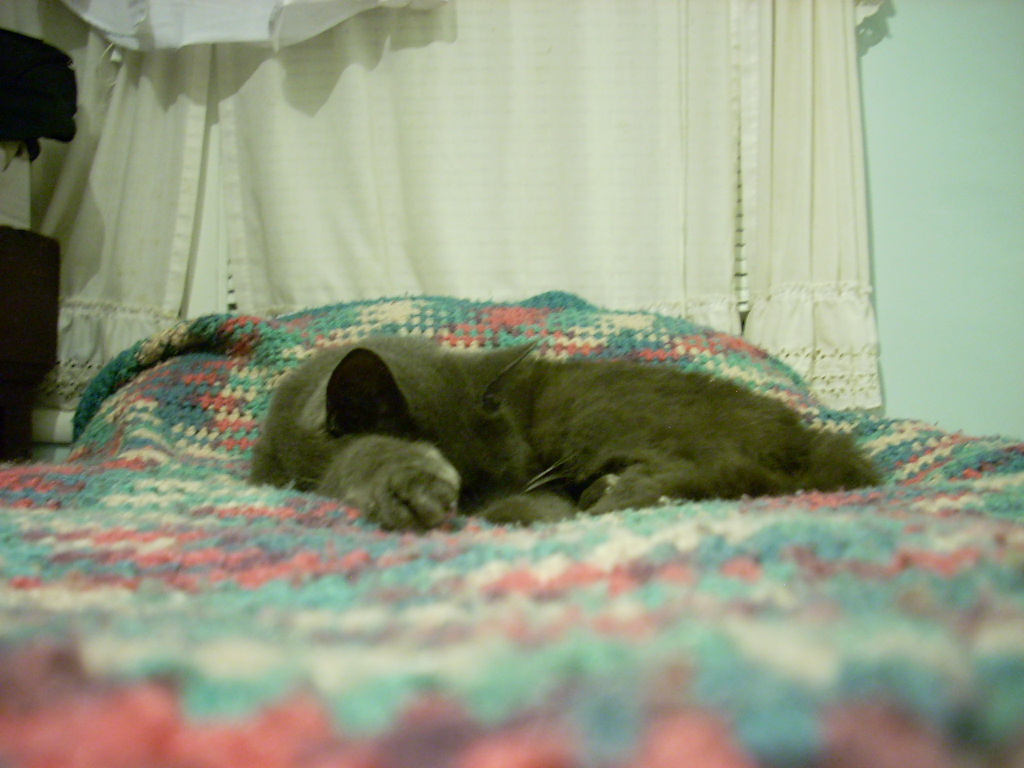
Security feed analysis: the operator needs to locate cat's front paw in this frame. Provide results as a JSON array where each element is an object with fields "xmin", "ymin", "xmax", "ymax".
[
  {"xmin": 578, "ymin": 473, "xmax": 620, "ymax": 510},
  {"xmin": 579, "ymin": 466, "xmax": 668, "ymax": 514},
  {"xmin": 317, "ymin": 437, "xmax": 460, "ymax": 530}
]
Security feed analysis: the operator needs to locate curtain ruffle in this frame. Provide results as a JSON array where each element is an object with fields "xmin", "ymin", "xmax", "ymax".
[
  {"xmin": 644, "ymin": 295, "xmax": 742, "ymax": 338},
  {"xmin": 746, "ymin": 283, "xmax": 881, "ymax": 410},
  {"xmin": 36, "ymin": 300, "xmax": 179, "ymax": 409}
]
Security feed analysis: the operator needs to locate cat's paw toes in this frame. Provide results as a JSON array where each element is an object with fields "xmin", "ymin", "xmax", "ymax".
[
  {"xmin": 581, "ymin": 467, "xmax": 664, "ymax": 514},
  {"xmin": 318, "ymin": 441, "xmax": 461, "ymax": 531},
  {"xmin": 578, "ymin": 473, "xmax": 620, "ymax": 510},
  {"xmin": 379, "ymin": 465, "xmax": 459, "ymax": 530}
]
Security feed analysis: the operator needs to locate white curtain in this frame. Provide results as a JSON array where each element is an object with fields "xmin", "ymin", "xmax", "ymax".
[
  {"xmin": 739, "ymin": 0, "xmax": 882, "ymax": 409},
  {"xmin": 218, "ymin": 1, "xmax": 739, "ymax": 330},
  {"xmin": 7, "ymin": 0, "xmax": 883, "ymax": 411}
]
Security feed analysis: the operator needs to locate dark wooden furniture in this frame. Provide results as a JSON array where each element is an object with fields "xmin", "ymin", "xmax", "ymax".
[{"xmin": 0, "ymin": 226, "xmax": 60, "ymax": 460}]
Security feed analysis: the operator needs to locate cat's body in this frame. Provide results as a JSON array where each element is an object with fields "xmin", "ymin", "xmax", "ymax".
[{"xmin": 250, "ymin": 336, "xmax": 880, "ymax": 529}]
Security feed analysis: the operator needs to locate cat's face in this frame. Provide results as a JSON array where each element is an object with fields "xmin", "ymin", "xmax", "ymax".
[{"xmin": 324, "ymin": 338, "xmax": 538, "ymax": 512}]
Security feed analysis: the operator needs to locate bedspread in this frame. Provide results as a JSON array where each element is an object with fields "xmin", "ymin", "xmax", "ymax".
[{"xmin": 1, "ymin": 292, "xmax": 1023, "ymax": 768}]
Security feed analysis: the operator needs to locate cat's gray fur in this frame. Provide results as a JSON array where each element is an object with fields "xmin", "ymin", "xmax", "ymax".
[{"xmin": 250, "ymin": 336, "xmax": 880, "ymax": 529}]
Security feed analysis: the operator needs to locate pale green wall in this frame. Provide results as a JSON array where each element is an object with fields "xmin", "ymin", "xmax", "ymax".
[{"xmin": 859, "ymin": 0, "xmax": 1024, "ymax": 440}]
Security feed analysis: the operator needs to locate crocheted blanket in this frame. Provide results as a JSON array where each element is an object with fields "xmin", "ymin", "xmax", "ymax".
[{"xmin": 2, "ymin": 292, "xmax": 1023, "ymax": 768}]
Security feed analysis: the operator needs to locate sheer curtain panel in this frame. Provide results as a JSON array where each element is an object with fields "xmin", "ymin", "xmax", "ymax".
[
  {"xmin": 217, "ymin": 1, "xmax": 741, "ymax": 331},
  {"xmin": 40, "ymin": 41, "xmax": 214, "ymax": 405},
  {"xmin": 739, "ymin": 0, "xmax": 882, "ymax": 409}
]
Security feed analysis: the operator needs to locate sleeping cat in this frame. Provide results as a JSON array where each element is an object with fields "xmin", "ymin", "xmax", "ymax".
[{"xmin": 250, "ymin": 336, "xmax": 880, "ymax": 529}]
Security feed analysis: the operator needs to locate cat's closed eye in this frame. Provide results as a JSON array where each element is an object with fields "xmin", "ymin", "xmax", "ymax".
[{"xmin": 481, "ymin": 388, "xmax": 502, "ymax": 414}]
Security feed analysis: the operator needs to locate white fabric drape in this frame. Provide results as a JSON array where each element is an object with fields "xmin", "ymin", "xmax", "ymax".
[
  {"xmin": 218, "ymin": 2, "xmax": 739, "ymax": 331},
  {"xmin": 739, "ymin": 0, "xmax": 882, "ymax": 408},
  {"xmin": 9, "ymin": 0, "xmax": 883, "ymax": 411},
  {"xmin": 40, "ymin": 41, "xmax": 214, "ymax": 404}
]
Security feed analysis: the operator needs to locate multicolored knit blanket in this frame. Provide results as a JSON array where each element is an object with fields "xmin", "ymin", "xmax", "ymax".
[{"xmin": 2, "ymin": 292, "xmax": 1023, "ymax": 768}]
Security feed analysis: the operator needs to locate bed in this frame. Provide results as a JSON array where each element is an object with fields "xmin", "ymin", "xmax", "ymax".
[{"xmin": 1, "ymin": 292, "xmax": 1022, "ymax": 767}]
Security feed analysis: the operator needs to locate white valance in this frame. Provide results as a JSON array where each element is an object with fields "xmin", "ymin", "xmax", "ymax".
[
  {"xmin": 57, "ymin": 0, "xmax": 448, "ymax": 50},
  {"xmin": 55, "ymin": 0, "xmax": 886, "ymax": 51}
]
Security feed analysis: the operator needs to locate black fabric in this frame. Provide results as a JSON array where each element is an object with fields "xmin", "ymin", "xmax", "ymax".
[{"xmin": 0, "ymin": 28, "xmax": 77, "ymax": 160}]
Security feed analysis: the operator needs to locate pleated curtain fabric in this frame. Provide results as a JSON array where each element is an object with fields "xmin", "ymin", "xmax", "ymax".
[
  {"xmin": 738, "ymin": 0, "xmax": 882, "ymax": 408},
  {"xmin": 37, "ymin": 37, "xmax": 216, "ymax": 405}
]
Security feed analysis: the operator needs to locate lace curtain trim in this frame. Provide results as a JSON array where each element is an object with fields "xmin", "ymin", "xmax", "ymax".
[
  {"xmin": 745, "ymin": 284, "xmax": 882, "ymax": 410},
  {"xmin": 37, "ymin": 299, "xmax": 180, "ymax": 410},
  {"xmin": 749, "ymin": 282, "xmax": 873, "ymax": 303},
  {"xmin": 772, "ymin": 346, "xmax": 882, "ymax": 411}
]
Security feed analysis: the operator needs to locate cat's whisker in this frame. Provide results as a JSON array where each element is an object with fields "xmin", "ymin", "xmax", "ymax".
[
  {"xmin": 523, "ymin": 455, "xmax": 574, "ymax": 493},
  {"xmin": 524, "ymin": 473, "xmax": 558, "ymax": 493}
]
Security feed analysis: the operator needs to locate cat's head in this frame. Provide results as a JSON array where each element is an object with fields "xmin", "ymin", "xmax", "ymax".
[{"xmin": 323, "ymin": 337, "xmax": 538, "ymax": 511}]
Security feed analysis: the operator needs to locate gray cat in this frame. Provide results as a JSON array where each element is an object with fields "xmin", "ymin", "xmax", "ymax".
[{"xmin": 249, "ymin": 336, "xmax": 880, "ymax": 530}]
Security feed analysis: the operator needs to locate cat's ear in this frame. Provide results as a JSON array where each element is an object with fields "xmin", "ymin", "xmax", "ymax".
[
  {"xmin": 481, "ymin": 341, "xmax": 538, "ymax": 413},
  {"xmin": 325, "ymin": 348, "xmax": 411, "ymax": 437}
]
